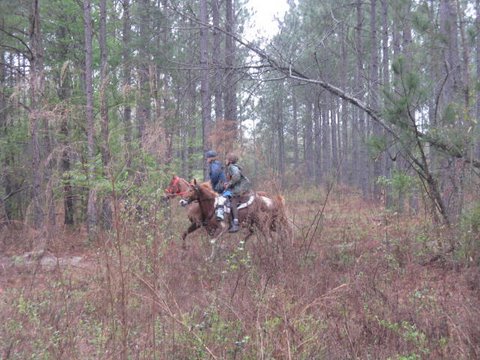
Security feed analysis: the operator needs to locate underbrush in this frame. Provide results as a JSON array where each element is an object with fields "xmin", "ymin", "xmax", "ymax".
[{"xmin": 1, "ymin": 188, "xmax": 479, "ymax": 359}]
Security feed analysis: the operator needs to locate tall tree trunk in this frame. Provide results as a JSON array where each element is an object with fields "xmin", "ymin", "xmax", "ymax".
[
  {"xmin": 292, "ymin": 91, "xmax": 299, "ymax": 166},
  {"xmin": 321, "ymin": 97, "xmax": 330, "ymax": 181},
  {"xmin": 456, "ymin": 0, "xmax": 470, "ymax": 111},
  {"xmin": 61, "ymin": 120, "xmax": 74, "ymax": 226},
  {"xmin": 212, "ymin": 0, "xmax": 223, "ymax": 122},
  {"xmin": 224, "ymin": 0, "xmax": 237, "ymax": 139},
  {"xmin": 122, "ymin": 0, "xmax": 132, "ymax": 167},
  {"xmin": 56, "ymin": 21, "xmax": 75, "ymax": 225},
  {"xmin": 382, "ymin": 0, "xmax": 393, "ymax": 208},
  {"xmin": 187, "ymin": 69, "xmax": 197, "ymax": 179},
  {"xmin": 340, "ymin": 22, "xmax": 350, "ymax": 185},
  {"xmin": 370, "ymin": 0, "xmax": 382, "ymax": 200},
  {"xmin": 100, "ymin": 0, "xmax": 110, "ymax": 168},
  {"xmin": 0, "ymin": 43, "xmax": 7, "ymax": 222},
  {"xmin": 391, "ymin": 2, "xmax": 405, "ymax": 213},
  {"xmin": 154, "ymin": 0, "xmax": 169, "ymax": 166},
  {"xmin": 355, "ymin": 0, "xmax": 368, "ymax": 196},
  {"xmin": 276, "ymin": 98, "xmax": 285, "ymax": 186},
  {"xmin": 330, "ymin": 96, "xmax": 340, "ymax": 173},
  {"xmin": 439, "ymin": 0, "xmax": 462, "ymax": 223},
  {"xmin": 83, "ymin": 0, "xmax": 97, "ymax": 239},
  {"xmin": 314, "ymin": 95, "xmax": 322, "ymax": 184},
  {"xmin": 200, "ymin": 0, "xmax": 212, "ymax": 179},
  {"xmin": 29, "ymin": 0, "xmax": 45, "ymax": 229},
  {"xmin": 2, "ymin": 52, "xmax": 17, "ymax": 221},
  {"xmin": 138, "ymin": 0, "xmax": 150, "ymax": 147},
  {"xmin": 99, "ymin": 0, "xmax": 112, "ymax": 229},
  {"xmin": 476, "ymin": 0, "xmax": 480, "ymax": 158},
  {"xmin": 304, "ymin": 99, "xmax": 314, "ymax": 183}
]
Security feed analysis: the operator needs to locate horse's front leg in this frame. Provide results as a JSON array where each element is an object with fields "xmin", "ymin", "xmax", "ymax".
[
  {"xmin": 207, "ymin": 223, "xmax": 228, "ymax": 261},
  {"xmin": 239, "ymin": 227, "xmax": 255, "ymax": 251},
  {"xmin": 182, "ymin": 222, "xmax": 200, "ymax": 249}
]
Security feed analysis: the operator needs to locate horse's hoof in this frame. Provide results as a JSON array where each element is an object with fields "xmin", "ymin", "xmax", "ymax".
[{"xmin": 237, "ymin": 240, "xmax": 245, "ymax": 251}]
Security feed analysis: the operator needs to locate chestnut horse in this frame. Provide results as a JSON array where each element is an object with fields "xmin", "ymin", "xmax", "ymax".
[
  {"xmin": 164, "ymin": 175, "xmax": 204, "ymax": 247},
  {"xmin": 181, "ymin": 179, "xmax": 290, "ymax": 260}
]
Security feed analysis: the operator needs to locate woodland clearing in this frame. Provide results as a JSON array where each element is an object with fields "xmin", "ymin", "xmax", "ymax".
[{"xmin": 1, "ymin": 187, "xmax": 479, "ymax": 359}]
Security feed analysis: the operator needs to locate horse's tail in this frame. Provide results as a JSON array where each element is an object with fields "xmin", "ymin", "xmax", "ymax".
[
  {"xmin": 272, "ymin": 194, "xmax": 293, "ymax": 239},
  {"xmin": 273, "ymin": 194, "xmax": 285, "ymax": 205},
  {"xmin": 272, "ymin": 195, "xmax": 287, "ymax": 219},
  {"xmin": 257, "ymin": 193, "xmax": 285, "ymax": 213}
]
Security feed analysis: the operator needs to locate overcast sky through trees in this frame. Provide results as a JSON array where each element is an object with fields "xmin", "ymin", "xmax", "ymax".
[{"xmin": 245, "ymin": 0, "xmax": 288, "ymax": 39}]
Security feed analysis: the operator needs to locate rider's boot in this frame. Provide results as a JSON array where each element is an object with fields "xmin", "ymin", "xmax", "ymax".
[
  {"xmin": 229, "ymin": 218, "xmax": 239, "ymax": 233},
  {"xmin": 215, "ymin": 196, "xmax": 227, "ymax": 221},
  {"xmin": 215, "ymin": 205, "xmax": 224, "ymax": 221},
  {"xmin": 229, "ymin": 197, "xmax": 240, "ymax": 233}
]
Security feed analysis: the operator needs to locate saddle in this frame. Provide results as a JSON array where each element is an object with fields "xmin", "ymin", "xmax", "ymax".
[
  {"xmin": 215, "ymin": 193, "xmax": 254, "ymax": 208},
  {"xmin": 214, "ymin": 194, "xmax": 255, "ymax": 220}
]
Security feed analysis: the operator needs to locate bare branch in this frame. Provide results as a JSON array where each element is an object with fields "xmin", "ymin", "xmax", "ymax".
[
  {"xmin": 0, "ymin": 28, "xmax": 33, "ymax": 59},
  {"xmin": 166, "ymin": 0, "xmax": 480, "ymax": 170}
]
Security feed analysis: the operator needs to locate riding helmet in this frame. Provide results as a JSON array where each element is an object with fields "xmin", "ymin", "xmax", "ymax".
[{"xmin": 205, "ymin": 150, "xmax": 217, "ymax": 158}]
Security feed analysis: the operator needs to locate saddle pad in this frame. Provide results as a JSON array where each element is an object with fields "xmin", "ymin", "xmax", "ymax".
[
  {"xmin": 215, "ymin": 195, "xmax": 255, "ymax": 210},
  {"xmin": 237, "ymin": 195, "xmax": 255, "ymax": 210}
]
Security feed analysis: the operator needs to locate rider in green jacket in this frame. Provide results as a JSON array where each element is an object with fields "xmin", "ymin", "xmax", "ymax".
[{"xmin": 223, "ymin": 153, "xmax": 252, "ymax": 233}]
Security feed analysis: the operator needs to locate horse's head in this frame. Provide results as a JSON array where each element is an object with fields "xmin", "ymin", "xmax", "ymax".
[
  {"xmin": 178, "ymin": 179, "xmax": 199, "ymax": 206},
  {"xmin": 164, "ymin": 175, "xmax": 192, "ymax": 199},
  {"xmin": 179, "ymin": 179, "xmax": 216, "ymax": 207}
]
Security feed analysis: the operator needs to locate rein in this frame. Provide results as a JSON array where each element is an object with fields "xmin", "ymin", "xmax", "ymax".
[{"xmin": 166, "ymin": 177, "xmax": 191, "ymax": 197}]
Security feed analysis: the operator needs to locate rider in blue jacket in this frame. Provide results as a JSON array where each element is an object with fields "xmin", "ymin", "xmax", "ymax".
[{"xmin": 205, "ymin": 150, "xmax": 226, "ymax": 194}]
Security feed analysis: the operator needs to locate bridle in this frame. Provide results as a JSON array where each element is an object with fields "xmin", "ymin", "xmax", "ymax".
[{"xmin": 165, "ymin": 176, "xmax": 191, "ymax": 197}]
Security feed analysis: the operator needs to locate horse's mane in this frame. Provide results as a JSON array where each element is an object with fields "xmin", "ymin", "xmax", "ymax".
[
  {"xmin": 179, "ymin": 177, "xmax": 191, "ymax": 186},
  {"xmin": 197, "ymin": 181, "xmax": 217, "ymax": 198}
]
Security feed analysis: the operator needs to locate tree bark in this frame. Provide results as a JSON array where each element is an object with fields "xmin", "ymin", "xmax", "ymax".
[
  {"xmin": 321, "ymin": 96, "xmax": 330, "ymax": 182},
  {"xmin": 56, "ymin": 21, "xmax": 75, "ymax": 225},
  {"xmin": 370, "ymin": 0, "xmax": 382, "ymax": 200},
  {"xmin": 355, "ymin": 0, "xmax": 369, "ymax": 196},
  {"xmin": 224, "ymin": 0, "xmax": 237, "ymax": 139},
  {"xmin": 138, "ymin": 0, "xmax": 150, "ymax": 147},
  {"xmin": 382, "ymin": 0, "xmax": 393, "ymax": 208},
  {"xmin": 0, "ymin": 41, "xmax": 8, "ymax": 222},
  {"xmin": 331, "ymin": 95, "xmax": 338, "ymax": 173},
  {"xmin": 340, "ymin": 22, "xmax": 350, "ymax": 185},
  {"xmin": 477, "ymin": 0, "xmax": 480, "ymax": 158},
  {"xmin": 29, "ymin": 0, "xmax": 45, "ymax": 229},
  {"xmin": 122, "ymin": 0, "xmax": 132, "ymax": 167},
  {"xmin": 200, "ymin": 0, "xmax": 212, "ymax": 178},
  {"xmin": 304, "ymin": 99, "xmax": 314, "ymax": 182},
  {"xmin": 212, "ymin": 0, "xmax": 223, "ymax": 122},
  {"xmin": 83, "ymin": 0, "xmax": 97, "ymax": 238},
  {"xmin": 276, "ymin": 98, "xmax": 285, "ymax": 186},
  {"xmin": 314, "ymin": 97, "xmax": 321, "ymax": 184},
  {"xmin": 292, "ymin": 91, "xmax": 299, "ymax": 166},
  {"xmin": 99, "ymin": 0, "xmax": 112, "ymax": 229}
]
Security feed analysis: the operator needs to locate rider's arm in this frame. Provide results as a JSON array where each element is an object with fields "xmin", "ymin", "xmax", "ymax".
[{"xmin": 228, "ymin": 165, "xmax": 241, "ymax": 186}]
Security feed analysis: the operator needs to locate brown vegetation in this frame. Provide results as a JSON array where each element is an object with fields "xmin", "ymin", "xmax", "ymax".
[{"xmin": 0, "ymin": 187, "xmax": 479, "ymax": 359}]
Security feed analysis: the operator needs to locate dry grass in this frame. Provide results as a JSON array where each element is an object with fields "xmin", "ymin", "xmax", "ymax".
[{"xmin": 1, "ymin": 187, "xmax": 479, "ymax": 359}]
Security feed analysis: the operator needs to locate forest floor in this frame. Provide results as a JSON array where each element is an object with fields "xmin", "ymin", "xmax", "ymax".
[{"xmin": 1, "ymin": 187, "xmax": 479, "ymax": 359}]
